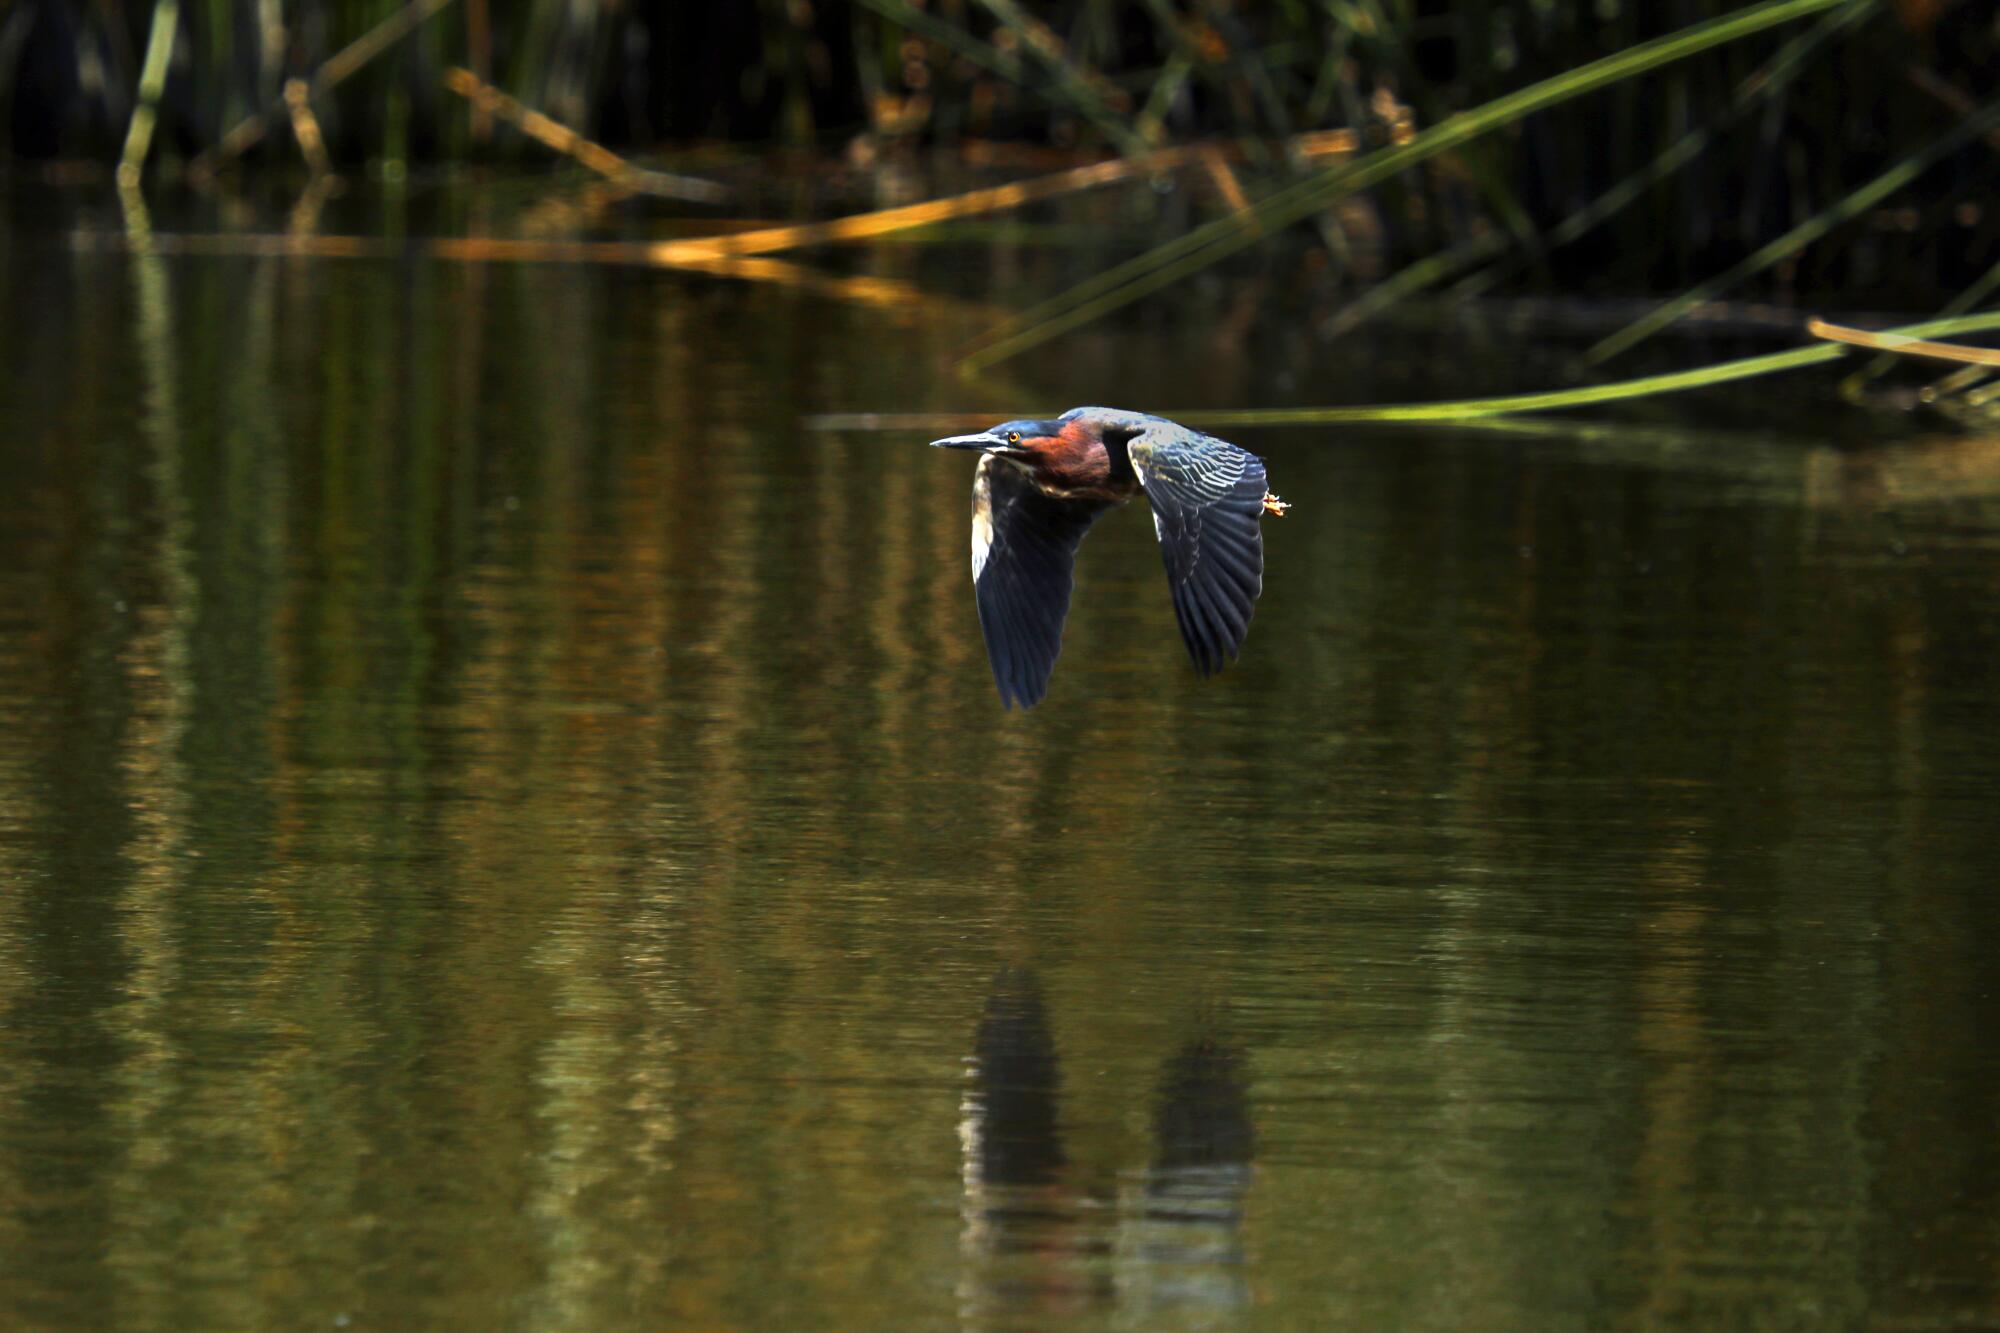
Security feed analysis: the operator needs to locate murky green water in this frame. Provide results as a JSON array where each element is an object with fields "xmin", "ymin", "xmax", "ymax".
[{"xmin": 4, "ymin": 193, "xmax": 2000, "ymax": 1329}]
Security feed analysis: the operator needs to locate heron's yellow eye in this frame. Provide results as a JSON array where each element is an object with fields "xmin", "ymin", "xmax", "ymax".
[{"xmin": 1006, "ymin": 431, "xmax": 1021, "ymax": 444}]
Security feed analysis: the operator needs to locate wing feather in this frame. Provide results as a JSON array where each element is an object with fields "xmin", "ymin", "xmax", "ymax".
[
  {"xmin": 970, "ymin": 455, "xmax": 1113, "ymax": 709},
  {"xmin": 1127, "ymin": 429, "xmax": 1270, "ymax": 676}
]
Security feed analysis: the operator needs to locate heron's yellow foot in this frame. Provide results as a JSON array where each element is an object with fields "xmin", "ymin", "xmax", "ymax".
[{"xmin": 1262, "ymin": 492, "xmax": 1291, "ymax": 517}]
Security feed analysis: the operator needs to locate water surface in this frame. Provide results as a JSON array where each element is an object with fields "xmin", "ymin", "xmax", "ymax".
[{"xmin": 3, "ymin": 192, "xmax": 2000, "ymax": 1329}]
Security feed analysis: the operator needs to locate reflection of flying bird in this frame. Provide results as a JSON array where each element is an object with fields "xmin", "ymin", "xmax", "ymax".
[
  {"xmin": 1153, "ymin": 1034, "xmax": 1253, "ymax": 1182},
  {"xmin": 957, "ymin": 968, "xmax": 1256, "ymax": 1323},
  {"xmin": 968, "ymin": 967, "xmax": 1067, "ymax": 1190},
  {"xmin": 931, "ymin": 408, "xmax": 1289, "ymax": 709}
]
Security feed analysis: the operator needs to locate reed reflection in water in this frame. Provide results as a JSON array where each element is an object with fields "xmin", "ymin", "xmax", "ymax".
[{"xmin": 2, "ymin": 224, "xmax": 2000, "ymax": 1327}]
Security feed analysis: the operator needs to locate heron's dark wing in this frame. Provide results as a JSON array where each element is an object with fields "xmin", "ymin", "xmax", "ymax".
[
  {"xmin": 1128, "ymin": 431, "xmax": 1268, "ymax": 676},
  {"xmin": 971, "ymin": 454, "xmax": 1113, "ymax": 709}
]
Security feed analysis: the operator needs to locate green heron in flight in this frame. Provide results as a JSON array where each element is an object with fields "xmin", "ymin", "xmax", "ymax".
[{"xmin": 931, "ymin": 407, "xmax": 1289, "ymax": 709}]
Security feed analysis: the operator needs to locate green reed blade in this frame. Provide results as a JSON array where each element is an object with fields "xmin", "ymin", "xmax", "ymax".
[
  {"xmin": 972, "ymin": 0, "xmax": 1148, "ymax": 153},
  {"xmin": 854, "ymin": 0, "xmax": 1132, "ymax": 136},
  {"xmin": 808, "ymin": 310, "xmax": 2000, "ymax": 433},
  {"xmin": 1445, "ymin": 0, "xmax": 1870, "ymax": 309},
  {"xmin": 1321, "ymin": 230, "xmax": 1510, "ymax": 340},
  {"xmin": 1178, "ymin": 310, "xmax": 2000, "ymax": 424},
  {"xmin": 1843, "ymin": 254, "xmax": 2000, "ymax": 393},
  {"xmin": 1586, "ymin": 95, "xmax": 2000, "ymax": 364},
  {"xmin": 117, "ymin": 0, "xmax": 180, "ymax": 189},
  {"xmin": 957, "ymin": 0, "xmax": 1858, "ymax": 374}
]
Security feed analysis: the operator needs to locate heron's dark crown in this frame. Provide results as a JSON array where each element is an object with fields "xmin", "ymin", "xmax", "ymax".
[
  {"xmin": 986, "ymin": 416, "xmax": 1069, "ymax": 441},
  {"xmin": 977, "ymin": 408, "xmax": 1165, "ymax": 439}
]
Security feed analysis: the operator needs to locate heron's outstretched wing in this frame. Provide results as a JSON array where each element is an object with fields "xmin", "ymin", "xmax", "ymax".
[
  {"xmin": 1127, "ymin": 429, "xmax": 1268, "ymax": 676},
  {"xmin": 971, "ymin": 454, "xmax": 1113, "ymax": 709}
]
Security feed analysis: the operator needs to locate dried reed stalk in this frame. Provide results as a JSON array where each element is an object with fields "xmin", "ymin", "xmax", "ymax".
[
  {"xmin": 440, "ymin": 68, "xmax": 725, "ymax": 202},
  {"xmin": 1808, "ymin": 317, "xmax": 2000, "ymax": 367},
  {"xmin": 643, "ymin": 132, "xmax": 1353, "ymax": 265},
  {"xmin": 189, "ymin": 0, "xmax": 461, "ymax": 180}
]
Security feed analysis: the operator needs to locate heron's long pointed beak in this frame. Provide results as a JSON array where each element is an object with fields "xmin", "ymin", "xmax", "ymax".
[{"xmin": 929, "ymin": 433, "xmax": 998, "ymax": 450}]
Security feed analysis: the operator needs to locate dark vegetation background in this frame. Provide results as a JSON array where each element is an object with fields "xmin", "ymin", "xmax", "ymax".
[{"xmin": 1, "ymin": 0, "xmax": 1993, "ymax": 305}]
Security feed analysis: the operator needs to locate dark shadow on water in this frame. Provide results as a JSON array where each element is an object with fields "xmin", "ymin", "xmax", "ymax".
[
  {"xmin": 1148, "ymin": 1026, "xmax": 1254, "ymax": 1225},
  {"xmin": 959, "ymin": 967, "xmax": 1253, "ymax": 1321},
  {"xmin": 969, "ymin": 966, "xmax": 1067, "ymax": 1197}
]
